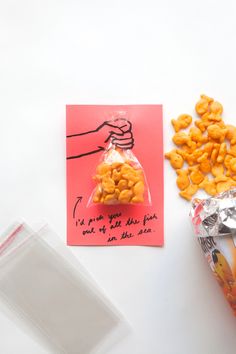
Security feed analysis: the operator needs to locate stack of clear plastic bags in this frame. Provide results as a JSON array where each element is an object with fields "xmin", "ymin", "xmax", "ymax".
[
  {"xmin": 88, "ymin": 113, "xmax": 151, "ymax": 206},
  {"xmin": 0, "ymin": 222, "xmax": 128, "ymax": 354}
]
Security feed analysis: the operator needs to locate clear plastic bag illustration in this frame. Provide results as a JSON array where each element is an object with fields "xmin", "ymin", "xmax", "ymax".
[{"xmin": 88, "ymin": 113, "xmax": 151, "ymax": 206}]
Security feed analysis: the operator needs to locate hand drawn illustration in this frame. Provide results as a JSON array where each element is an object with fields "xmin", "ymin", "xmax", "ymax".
[{"xmin": 67, "ymin": 118, "xmax": 134, "ymax": 160}]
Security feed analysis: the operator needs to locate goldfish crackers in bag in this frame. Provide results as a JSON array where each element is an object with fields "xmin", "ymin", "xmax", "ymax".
[{"xmin": 88, "ymin": 115, "xmax": 151, "ymax": 206}]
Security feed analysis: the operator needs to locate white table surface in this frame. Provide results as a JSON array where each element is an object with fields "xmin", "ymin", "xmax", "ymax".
[{"xmin": 1, "ymin": 0, "xmax": 236, "ymax": 353}]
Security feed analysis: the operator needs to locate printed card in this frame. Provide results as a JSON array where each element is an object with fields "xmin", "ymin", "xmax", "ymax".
[{"xmin": 66, "ymin": 105, "xmax": 163, "ymax": 246}]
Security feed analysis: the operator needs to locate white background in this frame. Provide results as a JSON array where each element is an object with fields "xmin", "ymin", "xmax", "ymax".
[{"xmin": 1, "ymin": 0, "xmax": 236, "ymax": 353}]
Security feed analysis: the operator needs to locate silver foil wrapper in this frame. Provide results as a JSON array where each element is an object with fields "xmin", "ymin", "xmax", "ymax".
[{"xmin": 190, "ymin": 188, "xmax": 236, "ymax": 238}]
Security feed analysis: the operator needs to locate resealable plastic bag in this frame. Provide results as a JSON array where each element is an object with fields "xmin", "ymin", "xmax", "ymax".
[
  {"xmin": 88, "ymin": 113, "xmax": 151, "ymax": 206},
  {"xmin": 0, "ymin": 222, "xmax": 127, "ymax": 354}
]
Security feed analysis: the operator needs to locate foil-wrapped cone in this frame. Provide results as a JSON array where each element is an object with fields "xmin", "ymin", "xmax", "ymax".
[
  {"xmin": 191, "ymin": 188, "xmax": 236, "ymax": 238},
  {"xmin": 190, "ymin": 188, "xmax": 236, "ymax": 315}
]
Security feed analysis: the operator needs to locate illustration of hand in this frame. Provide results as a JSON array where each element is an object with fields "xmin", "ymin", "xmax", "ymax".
[
  {"xmin": 99, "ymin": 119, "xmax": 134, "ymax": 149},
  {"xmin": 67, "ymin": 118, "xmax": 134, "ymax": 160}
]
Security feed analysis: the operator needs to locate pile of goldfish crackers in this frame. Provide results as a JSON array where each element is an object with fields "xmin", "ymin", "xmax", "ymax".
[
  {"xmin": 92, "ymin": 155, "xmax": 145, "ymax": 204},
  {"xmin": 165, "ymin": 94, "xmax": 236, "ymax": 201}
]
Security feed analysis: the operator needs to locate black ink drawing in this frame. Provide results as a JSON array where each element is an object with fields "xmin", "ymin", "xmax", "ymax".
[
  {"xmin": 73, "ymin": 196, "xmax": 83, "ymax": 218},
  {"xmin": 67, "ymin": 119, "xmax": 134, "ymax": 160}
]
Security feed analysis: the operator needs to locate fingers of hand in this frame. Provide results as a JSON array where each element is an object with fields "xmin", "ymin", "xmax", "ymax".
[
  {"xmin": 113, "ymin": 118, "xmax": 132, "ymax": 133},
  {"xmin": 111, "ymin": 130, "xmax": 134, "ymax": 149},
  {"xmin": 104, "ymin": 122, "xmax": 124, "ymax": 136},
  {"xmin": 104, "ymin": 120, "xmax": 134, "ymax": 148}
]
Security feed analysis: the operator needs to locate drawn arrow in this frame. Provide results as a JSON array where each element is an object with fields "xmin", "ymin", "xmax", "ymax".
[{"xmin": 73, "ymin": 196, "xmax": 83, "ymax": 218}]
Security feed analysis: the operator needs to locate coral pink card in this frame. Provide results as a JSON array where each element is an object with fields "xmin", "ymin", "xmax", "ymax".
[{"xmin": 66, "ymin": 105, "xmax": 163, "ymax": 246}]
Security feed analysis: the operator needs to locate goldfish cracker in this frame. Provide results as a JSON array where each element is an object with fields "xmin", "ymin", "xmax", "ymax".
[
  {"xmin": 201, "ymin": 94, "xmax": 213, "ymax": 104},
  {"xmin": 189, "ymin": 165, "xmax": 205, "ymax": 184},
  {"xmin": 102, "ymin": 177, "xmax": 115, "ymax": 194},
  {"xmin": 165, "ymin": 150, "xmax": 184, "ymax": 169},
  {"xmin": 195, "ymin": 95, "xmax": 212, "ymax": 116},
  {"xmin": 184, "ymin": 153, "xmax": 195, "ymax": 166},
  {"xmin": 180, "ymin": 145, "xmax": 190, "ymax": 153},
  {"xmin": 171, "ymin": 133, "xmax": 185, "ymax": 146},
  {"xmin": 111, "ymin": 162, "xmax": 122, "ymax": 170},
  {"xmin": 201, "ymin": 113, "xmax": 214, "ymax": 125},
  {"xmin": 96, "ymin": 170, "xmax": 112, "ymax": 182},
  {"xmin": 118, "ymin": 179, "xmax": 128, "ymax": 191},
  {"xmin": 195, "ymin": 96, "xmax": 217, "ymax": 131},
  {"xmin": 125, "ymin": 168, "xmax": 143, "ymax": 187},
  {"xmin": 122, "ymin": 170, "xmax": 134, "ymax": 179},
  {"xmin": 131, "ymin": 181, "xmax": 145, "ymax": 203},
  {"xmin": 210, "ymin": 144, "xmax": 220, "ymax": 164},
  {"xmin": 199, "ymin": 177, "xmax": 217, "ymax": 196},
  {"xmin": 217, "ymin": 120, "xmax": 226, "ymax": 128},
  {"xmin": 216, "ymin": 179, "xmax": 236, "ymax": 194},
  {"xmin": 176, "ymin": 148, "xmax": 188, "ymax": 158},
  {"xmin": 229, "ymin": 158, "xmax": 236, "ymax": 173},
  {"xmin": 202, "ymin": 112, "xmax": 222, "ymax": 122},
  {"xmin": 224, "ymin": 154, "xmax": 234, "ymax": 176},
  {"xmin": 115, "ymin": 188, "xmax": 120, "ymax": 197},
  {"xmin": 199, "ymin": 159, "xmax": 212, "ymax": 174},
  {"xmin": 171, "ymin": 114, "xmax": 192, "ymax": 132},
  {"xmin": 185, "ymin": 149, "xmax": 204, "ymax": 166},
  {"xmin": 203, "ymin": 142, "xmax": 214, "ymax": 156},
  {"xmin": 178, "ymin": 141, "xmax": 197, "ymax": 154},
  {"xmin": 133, "ymin": 181, "xmax": 145, "ymax": 195},
  {"xmin": 194, "ymin": 120, "xmax": 204, "ymax": 132},
  {"xmin": 176, "ymin": 149, "xmax": 194, "ymax": 165},
  {"xmin": 195, "ymin": 119, "xmax": 208, "ymax": 132},
  {"xmin": 179, "ymin": 184, "xmax": 198, "ymax": 201},
  {"xmin": 186, "ymin": 154, "xmax": 198, "ymax": 166},
  {"xmin": 180, "ymin": 143, "xmax": 197, "ymax": 154},
  {"xmin": 211, "ymin": 163, "xmax": 225, "ymax": 178},
  {"xmin": 195, "ymin": 100, "xmax": 208, "ymax": 116},
  {"xmin": 207, "ymin": 124, "xmax": 227, "ymax": 143},
  {"xmin": 189, "ymin": 127, "xmax": 208, "ymax": 146},
  {"xmin": 96, "ymin": 163, "xmax": 111, "ymax": 175},
  {"xmin": 176, "ymin": 169, "xmax": 190, "ymax": 190},
  {"xmin": 226, "ymin": 125, "xmax": 236, "ymax": 145},
  {"xmin": 104, "ymin": 194, "xmax": 116, "ymax": 204},
  {"xmin": 188, "ymin": 140, "xmax": 198, "ymax": 151},
  {"xmin": 210, "ymin": 101, "xmax": 223, "ymax": 115},
  {"xmin": 214, "ymin": 175, "xmax": 228, "ymax": 183},
  {"xmin": 93, "ymin": 195, "xmax": 100, "ymax": 203},
  {"xmin": 131, "ymin": 195, "xmax": 144, "ymax": 203},
  {"xmin": 104, "ymin": 189, "xmax": 120, "ymax": 204},
  {"xmin": 131, "ymin": 194, "xmax": 144, "ymax": 203},
  {"xmin": 128, "ymin": 180, "xmax": 135, "ymax": 188},
  {"xmin": 120, "ymin": 163, "xmax": 133, "ymax": 175},
  {"xmin": 230, "ymin": 178, "xmax": 236, "ymax": 186},
  {"xmin": 118, "ymin": 189, "xmax": 133, "ymax": 203},
  {"xmin": 182, "ymin": 149, "xmax": 203, "ymax": 166},
  {"xmin": 112, "ymin": 169, "xmax": 121, "ymax": 182},
  {"xmin": 93, "ymin": 185, "xmax": 102, "ymax": 203},
  {"xmin": 229, "ymin": 144, "xmax": 236, "ymax": 157},
  {"xmin": 122, "ymin": 172, "xmax": 139, "ymax": 183},
  {"xmin": 135, "ymin": 169, "xmax": 145, "ymax": 178},
  {"xmin": 217, "ymin": 143, "xmax": 227, "ymax": 163},
  {"xmin": 172, "ymin": 132, "xmax": 192, "ymax": 146},
  {"xmin": 196, "ymin": 152, "xmax": 207, "ymax": 163}
]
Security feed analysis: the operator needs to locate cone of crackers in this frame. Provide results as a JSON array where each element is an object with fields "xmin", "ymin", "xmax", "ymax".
[{"xmin": 190, "ymin": 189, "xmax": 236, "ymax": 315}]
